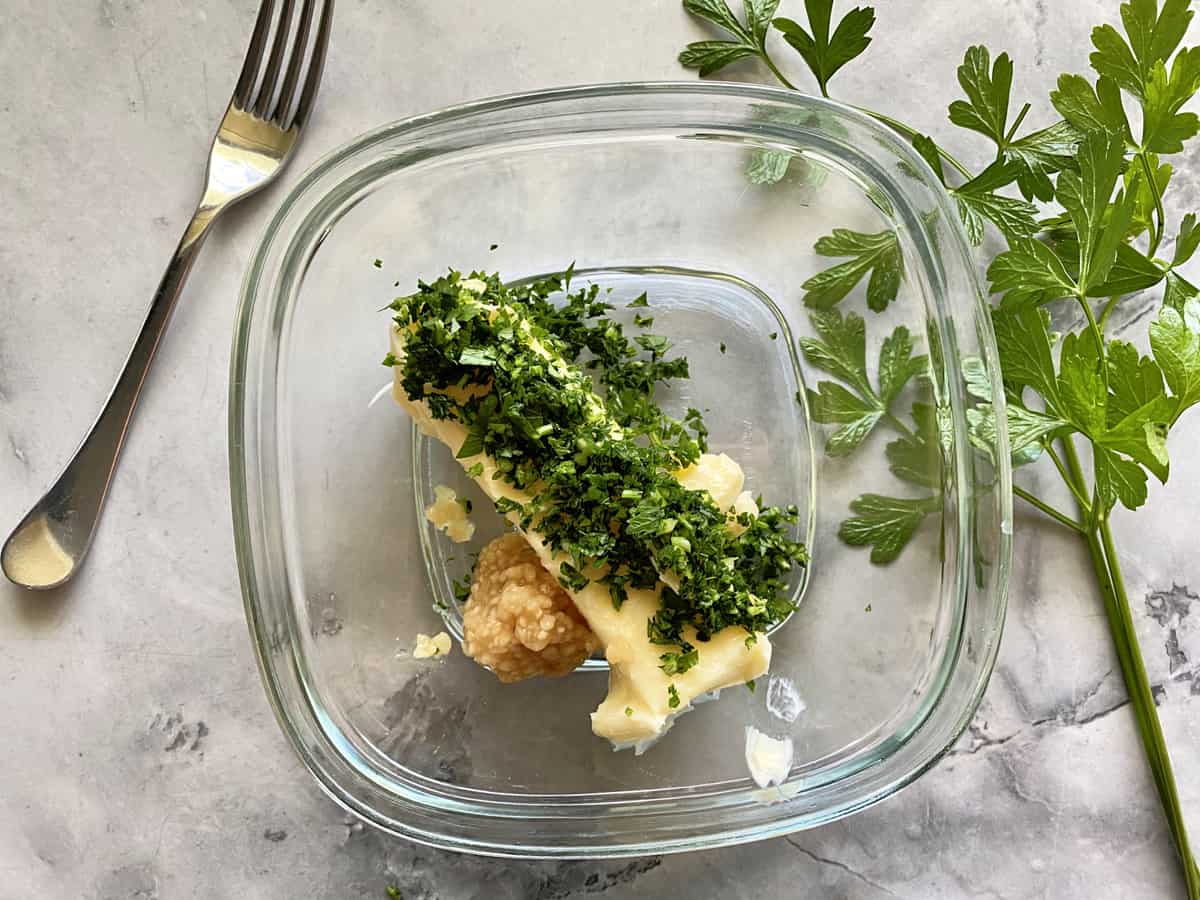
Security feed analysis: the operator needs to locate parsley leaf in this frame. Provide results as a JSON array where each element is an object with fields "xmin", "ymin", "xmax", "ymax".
[
  {"xmin": 805, "ymin": 315, "xmax": 925, "ymax": 458},
  {"xmin": 988, "ymin": 239, "xmax": 1076, "ymax": 309},
  {"xmin": 1057, "ymin": 130, "xmax": 1135, "ymax": 294},
  {"xmin": 838, "ymin": 494, "xmax": 939, "ymax": 564},
  {"xmin": 954, "ymin": 163, "xmax": 1041, "ymax": 245},
  {"xmin": 878, "ymin": 325, "xmax": 927, "ymax": 404},
  {"xmin": 1089, "ymin": 0, "xmax": 1193, "ymax": 98},
  {"xmin": 1107, "ymin": 339, "xmax": 1167, "ymax": 424},
  {"xmin": 963, "ymin": 357, "xmax": 1069, "ymax": 465},
  {"xmin": 679, "ymin": 0, "xmax": 781, "ymax": 77},
  {"xmin": 1164, "ymin": 270, "xmax": 1200, "ymax": 311},
  {"xmin": 1089, "ymin": 244, "xmax": 1165, "ymax": 297},
  {"xmin": 807, "ymin": 382, "xmax": 882, "ymax": 456},
  {"xmin": 1149, "ymin": 298, "xmax": 1200, "ymax": 421},
  {"xmin": 773, "ymin": 0, "xmax": 875, "ymax": 97},
  {"xmin": 948, "ymin": 46, "xmax": 1015, "ymax": 147},
  {"xmin": 991, "ymin": 306, "xmax": 1062, "ymax": 405},
  {"xmin": 799, "ymin": 309, "xmax": 872, "ymax": 396},
  {"xmin": 1050, "ymin": 73, "xmax": 1131, "ymax": 138},
  {"xmin": 1004, "ymin": 121, "xmax": 1081, "ymax": 202},
  {"xmin": 1098, "ymin": 406, "xmax": 1171, "ymax": 481},
  {"xmin": 1007, "ymin": 405, "xmax": 1073, "ymax": 463},
  {"xmin": 1094, "ymin": 444, "xmax": 1150, "ymax": 510},
  {"xmin": 802, "ymin": 228, "xmax": 903, "ymax": 311},
  {"xmin": 1057, "ymin": 331, "xmax": 1108, "ymax": 435},
  {"xmin": 747, "ymin": 149, "xmax": 792, "ymax": 184},
  {"xmin": 886, "ymin": 402, "xmax": 943, "ymax": 487},
  {"xmin": 1142, "ymin": 49, "xmax": 1200, "ymax": 153},
  {"xmin": 1172, "ymin": 212, "xmax": 1200, "ymax": 265},
  {"xmin": 910, "ymin": 134, "xmax": 945, "ymax": 183}
]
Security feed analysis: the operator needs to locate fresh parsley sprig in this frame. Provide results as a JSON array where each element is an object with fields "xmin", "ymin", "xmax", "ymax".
[{"xmin": 678, "ymin": 0, "xmax": 1200, "ymax": 892}]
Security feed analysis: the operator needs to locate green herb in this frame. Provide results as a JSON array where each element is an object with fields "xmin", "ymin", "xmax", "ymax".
[
  {"xmin": 801, "ymin": 310, "xmax": 926, "ymax": 458},
  {"xmin": 627, "ymin": 292, "xmax": 650, "ymax": 308},
  {"xmin": 389, "ymin": 268, "xmax": 806, "ymax": 667},
  {"xmin": 625, "ymin": 706, "xmax": 634, "ymax": 716},
  {"xmin": 801, "ymin": 228, "xmax": 903, "ymax": 311},
  {"xmin": 382, "ymin": 352, "xmax": 398, "ymax": 367},
  {"xmin": 458, "ymin": 497, "xmax": 472, "ymax": 514},
  {"xmin": 667, "ymin": 684, "xmax": 681, "ymax": 709},
  {"xmin": 839, "ymin": 494, "xmax": 940, "ymax": 564},
  {"xmin": 769, "ymin": 331, "xmax": 778, "ymax": 340},
  {"xmin": 489, "ymin": 243, "xmax": 499, "ymax": 251},
  {"xmin": 678, "ymin": 0, "xmax": 786, "ymax": 81},
  {"xmin": 373, "ymin": 258, "xmax": 383, "ymax": 268},
  {"xmin": 386, "ymin": 887, "xmax": 402, "ymax": 899},
  {"xmin": 719, "ymin": 341, "xmax": 727, "ymax": 353},
  {"xmin": 660, "ymin": 647, "xmax": 700, "ymax": 675},
  {"xmin": 676, "ymin": 1, "xmax": 1200, "ymax": 892},
  {"xmin": 864, "ymin": 603, "xmax": 871, "ymax": 612},
  {"xmin": 745, "ymin": 678, "xmax": 756, "ymax": 692}
]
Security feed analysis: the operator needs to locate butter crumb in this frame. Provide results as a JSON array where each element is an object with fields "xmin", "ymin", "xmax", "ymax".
[
  {"xmin": 413, "ymin": 631, "xmax": 453, "ymax": 659},
  {"xmin": 425, "ymin": 485, "xmax": 475, "ymax": 543}
]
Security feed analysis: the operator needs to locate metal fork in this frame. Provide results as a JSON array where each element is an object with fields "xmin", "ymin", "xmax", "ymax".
[{"xmin": 2, "ymin": 0, "xmax": 333, "ymax": 590}]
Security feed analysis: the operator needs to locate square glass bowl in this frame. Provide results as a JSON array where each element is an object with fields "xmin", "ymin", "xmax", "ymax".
[{"xmin": 230, "ymin": 83, "xmax": 1011, "ymax": 857}]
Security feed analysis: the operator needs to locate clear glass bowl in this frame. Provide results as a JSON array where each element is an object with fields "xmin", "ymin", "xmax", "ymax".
[{"xmin": 230, "ymin": 83, "xmax": 1011, "ymax": 857}]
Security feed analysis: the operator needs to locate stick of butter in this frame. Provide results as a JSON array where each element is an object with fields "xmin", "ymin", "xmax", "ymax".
[{"xmin": 390, "ymin": 324, "xmax": 770, "ymax": 748}]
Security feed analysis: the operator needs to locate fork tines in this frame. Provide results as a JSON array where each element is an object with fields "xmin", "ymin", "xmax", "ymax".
[{"xmin": 233, "ymin": 0, "xmax": 332, "ymax": 130}]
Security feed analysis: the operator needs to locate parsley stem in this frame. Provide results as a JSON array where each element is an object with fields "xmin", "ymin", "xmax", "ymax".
[
  {"xmin": 1096, "ymin": 520, "xmax": 1200, "ymax": 898},
  {"xmin": 1045, "ymin": 444, "xmax": 1092, "ymax": 514},
  {"xmin": 1138, "ymin": 150, "xmax": 1167, "ymax": 258},
  {"xmin": 1059, "ymin": 435, "xmax": 1092, "ymax": 517},
  {"xmin": 1002, "ymin": 102, "xmax": 1031, "ymax": 147},
  {"xmin": 1075, "ymin": 294, "xmax": 1110, "ymax": 390},
  {"xmin": 761, "ymin": 52, "xmax": 798, "ymax": 91},
  {"xmin": 1012, "ymin": 485, "xmax": 1086, "ymax": 533},
  {"xmin": 1058, "ymin": 435, "xmax": 1200, "ymax": 897},
  {"xmin": 858, "ymin": 109, "xmax": 973, "ymax": 179},
  {"xmin": 1097, "ymin": 293, "xmax": 1122, "ymax": 332}
]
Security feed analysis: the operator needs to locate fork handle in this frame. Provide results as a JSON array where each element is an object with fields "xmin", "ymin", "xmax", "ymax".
[{"xmin": 13, "ymin": 215, "xmax": 213, "ymax": 569}]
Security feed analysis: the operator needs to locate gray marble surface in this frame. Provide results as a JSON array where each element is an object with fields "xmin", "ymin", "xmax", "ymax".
[{"xmin": 2, "ymin": 1, "xmax": 1199, "ymax": 897}]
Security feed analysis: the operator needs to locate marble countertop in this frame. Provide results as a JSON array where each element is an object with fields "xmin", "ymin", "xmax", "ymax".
[{"xmin": 3, "ymin": 1, "xmax": 1199, "ymax": 897}]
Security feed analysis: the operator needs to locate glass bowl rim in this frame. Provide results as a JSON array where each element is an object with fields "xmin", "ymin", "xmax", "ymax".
[{"xmin": 229, "ymin": 79, "xmax": 1013, "ymax": 858}]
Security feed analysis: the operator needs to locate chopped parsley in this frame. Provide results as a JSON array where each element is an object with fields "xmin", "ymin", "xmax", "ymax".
[
  {"xmin": 373, "ymin": 258, "xmax": 383, "ymax": 268},
  {"xmin": 389, "ymin": 268, "xmax": 807, "ymax": 672},
  {"xmin": 668, "ymin": 684, "xmax": 681, "ymax": 709},
  {"xmin": 719, "ymin": 341, "xmax": 727, "ymax": 354},
  {"xmin": 625, "ymin": 706, "xmax": 634, "ymax": 717}
]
